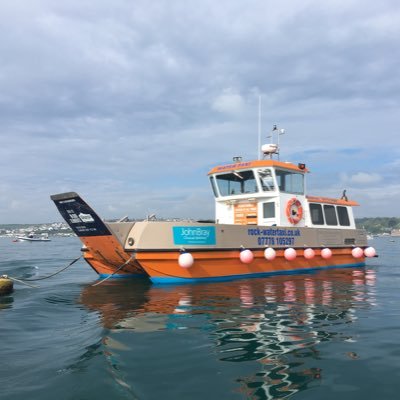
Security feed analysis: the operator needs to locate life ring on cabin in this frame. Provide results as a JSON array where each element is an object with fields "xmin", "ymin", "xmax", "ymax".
[{"xmin": 286, "ymin": 198, "xmax": 303, "ymax": 225}]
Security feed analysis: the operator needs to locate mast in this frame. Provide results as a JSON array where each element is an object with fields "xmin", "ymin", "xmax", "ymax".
[{"xmin": 258, "ymin": 94, "xmax": 262, "ymax": 160}]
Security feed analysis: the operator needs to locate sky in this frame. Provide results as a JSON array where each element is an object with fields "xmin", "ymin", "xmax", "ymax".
[{"xmin": 0, "ymin": 0, "xmax": 399, "ymax": 223}]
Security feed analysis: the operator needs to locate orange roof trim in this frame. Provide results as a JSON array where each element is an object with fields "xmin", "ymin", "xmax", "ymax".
[
  {"xmin": 306, "ymin": 195, "xmax": 359, "ymax": 207},
  {"xmin": 208, "ymin": 160, "xmax": 309, "ymax": 175}
]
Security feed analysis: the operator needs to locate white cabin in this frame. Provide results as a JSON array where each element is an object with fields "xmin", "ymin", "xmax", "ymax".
[{"xmin": 208, "ymin": 158, "xmax": 358, "ymax": 230}]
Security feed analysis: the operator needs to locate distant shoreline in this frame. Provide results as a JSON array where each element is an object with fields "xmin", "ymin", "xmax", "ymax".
[{"xmin": 0, "ymin": 222, "xmax": 74, "ymax": 238}]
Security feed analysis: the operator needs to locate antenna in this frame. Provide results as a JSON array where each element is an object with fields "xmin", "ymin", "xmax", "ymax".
[
  {"xmin": 277, "ymin": 127, "xmax": 285, "ymax": 160},
  {"xmin": 262, "ymin": 124, "xmax": 285, "ymax": 159},
  {"xmin": 257, "ymin": 95, "xmax": 262, "ymax": 160}
]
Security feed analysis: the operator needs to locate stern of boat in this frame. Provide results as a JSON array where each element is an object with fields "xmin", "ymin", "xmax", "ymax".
[{"xmin": 51, "ymin": 192, "xmax": 146, "ymax": 277}]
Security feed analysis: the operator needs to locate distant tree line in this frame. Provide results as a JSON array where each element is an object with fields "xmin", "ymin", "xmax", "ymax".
[{"xmin": 356, "ymin": 217, "xmax": 400, "ymax": 234}]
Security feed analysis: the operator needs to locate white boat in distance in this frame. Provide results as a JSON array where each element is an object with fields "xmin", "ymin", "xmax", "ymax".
[{"xmin": 15, "ymin": 232, "xmax": 51, "ymax": 242}]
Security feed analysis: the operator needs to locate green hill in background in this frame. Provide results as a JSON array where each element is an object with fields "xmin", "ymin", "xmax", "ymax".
[{"xmin": 356, "ymin": 217, "xmax": 400, "ymax": 235}]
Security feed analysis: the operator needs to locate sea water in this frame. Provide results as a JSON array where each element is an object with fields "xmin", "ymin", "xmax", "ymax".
[{"xmin": 0, "ymin": 236, "xmax": 399, "ymax": 400}]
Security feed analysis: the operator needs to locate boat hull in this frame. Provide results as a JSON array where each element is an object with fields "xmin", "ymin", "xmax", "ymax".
[
  {"xmin": 87, "ymin": 248, "xmax": 365, "ymax": 283},
  {"xmin": 71, "ymin": 227, "xmax": 369, "ymax": 283},
  {"xmin": 81, "ymin": 235, "xmax": 146, "ymax": 277},
  {"xmin": 134, "ymin": 248, "xmax": 365, "ymax": 283}
]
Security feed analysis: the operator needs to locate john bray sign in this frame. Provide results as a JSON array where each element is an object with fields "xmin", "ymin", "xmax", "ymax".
[{"xmin": 173, "ymin": 226, "xmax": 216, "ymax": 245}]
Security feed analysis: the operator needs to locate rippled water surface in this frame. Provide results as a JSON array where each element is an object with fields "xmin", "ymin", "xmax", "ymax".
[{"xmin": 1, "ymin": 236, "xmax": 400, "ymax": 399}]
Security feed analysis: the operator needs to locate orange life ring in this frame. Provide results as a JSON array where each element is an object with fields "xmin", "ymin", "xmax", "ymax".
[{"xmin": 286, "ymin": 198, "xmax": 303, "ymax": 225}]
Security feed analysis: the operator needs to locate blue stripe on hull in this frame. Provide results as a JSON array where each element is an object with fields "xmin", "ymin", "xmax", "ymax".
[{"xmin": 149, "ymin": 262, "xmax": 366, "ymax": 284}]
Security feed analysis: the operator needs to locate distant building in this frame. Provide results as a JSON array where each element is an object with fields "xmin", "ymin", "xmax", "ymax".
[{"xmin": 391, "ymin": 229, "xmax": 400, "ymax": 237}]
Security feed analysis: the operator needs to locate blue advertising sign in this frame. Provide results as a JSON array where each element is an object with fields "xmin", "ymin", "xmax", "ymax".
[{"xmin": 173, "ymin": 226, "xmax": 216, "ymax": 245}]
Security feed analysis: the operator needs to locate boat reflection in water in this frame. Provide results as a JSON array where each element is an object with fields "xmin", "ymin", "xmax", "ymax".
[{"xmin": 80, "ymin": 268, "xmax": 376, "ymax": 399}]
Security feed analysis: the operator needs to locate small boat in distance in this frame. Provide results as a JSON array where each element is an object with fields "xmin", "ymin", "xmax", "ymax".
[
  {"xmin": 51, "ymin": 130, "xmax": 376, "ymax": 283},
  {"xmin": 15, "ymin": 232, "xmax": 51, "ymax": 242}
]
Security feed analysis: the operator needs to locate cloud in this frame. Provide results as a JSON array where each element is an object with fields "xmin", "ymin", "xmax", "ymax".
[
  {"xmin": 341, "ymin": 172, "xmax": 383, "ymax": 185},
  {"xmin": 211, "ymin": 89, "xmax": 245, "ymax": 114},
  {"xmin": 0, "ymin": 0, "xmax": 399, "ymax": 222}
]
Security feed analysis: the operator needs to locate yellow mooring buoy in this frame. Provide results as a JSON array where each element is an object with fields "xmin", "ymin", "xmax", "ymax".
[{"xmin": 0, "ymin": 275, "xmax": 14, "ymax": 295}]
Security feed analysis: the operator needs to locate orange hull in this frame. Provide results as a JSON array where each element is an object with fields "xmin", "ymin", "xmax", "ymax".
[
  {"xmin": 135, "ymin": 249, "xmax": 365, "ymax": 283},
  {"xmin": 82, "ymin": 246, "xmax": 365, "ymax": 283},
  {"xmin": 82, "ymin": 235, "xmax": 145, "ymax": 276}
]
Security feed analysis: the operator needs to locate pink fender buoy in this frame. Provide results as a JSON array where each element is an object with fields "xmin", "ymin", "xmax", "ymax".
[
  {"xmin": 240, "ymin": 249, "xmax": 254, "ymax": 264},
  {"xmin": 364, "ymin": 247, "xmax": 376, "ymax": 258},
  {"xmin": 284, "ymin": 248, "xmax": 297, "ymax": 261},
  {"xmin": 321, "ymin": 248, "xmax": 332, "ymax": 259},
  {"xmin": 351, "ymin": 247, "xmax": 364, "ymax": 259},
  {"xmin": 264, "ymin": 247, "xmax": 276, "ymax": 260},
  {"xmin": 178, "ymin": 252, "xmax": 194, "ymax": 268},
  {"xmin": 303, "ymin": 248, "xmax": 315, "ymax": 259}
]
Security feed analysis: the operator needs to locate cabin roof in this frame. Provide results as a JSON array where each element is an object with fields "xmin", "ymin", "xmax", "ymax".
[
  {"xmin": 208, "ymin": 160, "xmax": 309, "ymax": 175},
  {"xmin": 306, "ymin": 195, "xmax": 359, "ymax": 207}
]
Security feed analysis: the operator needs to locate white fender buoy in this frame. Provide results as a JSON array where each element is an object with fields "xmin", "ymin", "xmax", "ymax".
[
  {"xmin": 178, "ymin": 252, "xmax": 194, "ymax": 268},
  {"xmin": 351, "ymin": 247, "xmax": 364, "ymax": 259},
  {"xmin": 284, "ymin": 248, "xmax": 297, "ymax": 261},
  {"xmin": 321, "ymin": 248, "xmax": 332, "ymax": 259},
  {"xmin": 303, "ymin": 248, "xmax": 315, "ymax": 259},
  {"xmin": 0, "ymin": 275, "xmax": 13, "ymax": 295},
  {"xmin": 364, "ymin": 247, "xmax": 376, "ymax": 258},
  {"xmin": 264, "ymin": 247, "xmax": 276, "ymax": 260},
  {"xmin": 240, "ymin": 249, "xmax": 254, "ymax": 264}
]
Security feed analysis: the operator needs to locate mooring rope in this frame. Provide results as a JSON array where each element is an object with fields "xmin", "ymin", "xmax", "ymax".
[
  {"xmin": 92, "ymin": 255, "xmax": 135, "ymax": 287},
  {"xmin": 7, "ymin": 253, "xmax": 134, "ymax": 289},
  {"xmin": 5, "ymin": 276, "xmax": 39, "ymax": 289},
  {"xmin": 7, "ymin": 255, "xmax": 82, "ymax": 288},
  {"xmin": 22, "ymin": 255, "xmax": 83, "ymax": 281}
]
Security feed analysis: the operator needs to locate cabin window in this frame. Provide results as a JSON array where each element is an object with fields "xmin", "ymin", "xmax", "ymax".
[
  {"xmin": 310, "ymin": 203, "xmax": 324, "ymax": 225},
  {"xmin": 275, "ymin": 169, "xmax": 304, "ymax": 194},
  {"xmin": 209, "ymin": 176, "xmax": 219, "ymax": 198},
  {"xmin": 337, "ymin": 206, "xmax": 350, "ymax": 226},
  {"xmin": 257, "ymin": 168, "xmax": 275, "ymax": 191},
  {"xmin": 263, "ymin": 202, "xmax": 275, "ymax": 218},
  {"xmin": 215, "ymin": 170, "xmax": 258, "ymax": 196},
  {"xmin": 324, "ymin": 205, "xmax": 338, "ymax": 225}
]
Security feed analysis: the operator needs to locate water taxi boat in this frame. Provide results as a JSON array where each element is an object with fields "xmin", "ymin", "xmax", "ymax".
[{"xmin": 51, "ymin": 138, "xmax": 376, "ymax": 283}]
